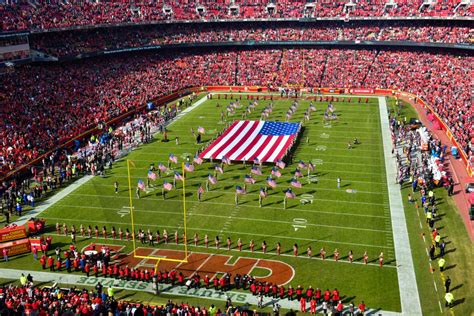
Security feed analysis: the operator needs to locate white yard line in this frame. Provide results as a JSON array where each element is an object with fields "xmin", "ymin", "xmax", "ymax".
[
  {"xmin": 42, "ymin": 217, "xmax": 389, "ymax": 249},
  {"xmin": 378, "ymin": 97, "xmax": 422, "ymax": 315}
]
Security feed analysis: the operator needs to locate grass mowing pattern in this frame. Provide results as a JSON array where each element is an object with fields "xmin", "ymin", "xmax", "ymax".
[{"xmin": 33, "ymin": 96, "xmax": 401, "ymax": 311}]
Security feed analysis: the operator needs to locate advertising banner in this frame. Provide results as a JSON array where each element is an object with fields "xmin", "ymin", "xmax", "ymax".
[{"xmin": 0, "ymin": 225, "xmax": 27, "ymax": 243}]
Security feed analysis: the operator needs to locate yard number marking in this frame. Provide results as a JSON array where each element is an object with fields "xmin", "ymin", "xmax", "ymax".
[
  {"xmin": 315, "ymin": 145, "xmax": 327, "ymax": 151},
  {"xmin": 299, "ymin": 194, "xmax": 314, "ymax": 205},
  {"xmin": 292, "ymin": 218, "xmax": 308, "ymax": 231},
  {"xmin": 118, "ymin": 206, "xmax": 133, "ymax": 218},
  {"xmin": 320, "ymin": 133, "xmax": 330, "ymax": 139}
]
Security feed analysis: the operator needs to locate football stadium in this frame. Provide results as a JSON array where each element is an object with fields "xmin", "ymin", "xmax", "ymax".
[{"xmin": 0, "ymin": 2, "xmax": 473, "ymax": 315}]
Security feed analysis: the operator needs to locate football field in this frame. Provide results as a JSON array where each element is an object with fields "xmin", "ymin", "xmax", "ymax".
[{"xmin": 40, "ymin": 94, "xmax": 402, "ymax": 311}]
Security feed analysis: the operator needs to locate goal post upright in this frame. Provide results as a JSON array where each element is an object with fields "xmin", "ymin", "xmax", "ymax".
[{"xmin": 126, "ymin": 159, "xmax": 189, "ymax": 266}]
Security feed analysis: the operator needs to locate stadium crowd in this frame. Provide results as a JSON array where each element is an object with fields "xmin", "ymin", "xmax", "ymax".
[
  {"xmin": 0, "ymin": 282, "xmax": 249, "ymax": 315},
  {"xmin": 29, "ymin": 23, "xmax": 472, "ymax": 58},
  {"xmin": 2, "ymin": 0, "xmax": 472, "ymax": 31},
  {"xmin": 1, "ymin": 48, "xmax": 472, "ymax": 179}
]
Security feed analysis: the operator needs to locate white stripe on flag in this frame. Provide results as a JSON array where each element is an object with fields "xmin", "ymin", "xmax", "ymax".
[
  {"xmin": 216, "ymin": 121, "xmax": 260, "ymax": 160},
  {"xmin": 228, "ymin": 121, "xmax": 265, "ymax": 160},
  {"xmin": 268, "ymin": 135, "xmax": 291, "ymax": 162},
  {"xmin": 243, "ymin": 135, "xmax": 270, "ymax": 161},
  {"xmin": 203, "ymin": 121, "xmax": 246, "ymax": 159},
  {"xmin": 255, "ymin": 136, "xmax": 279, "ymax": 162}
]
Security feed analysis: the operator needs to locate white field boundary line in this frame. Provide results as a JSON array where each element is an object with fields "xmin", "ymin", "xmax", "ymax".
[
  {"xmin": 68, "ymin": 192, "xmax": 387, "ymax": 207},
  {"xmin": 13, "ymin": 175, "xmax": 93, "ymax": 226},
  {"xmin": 378, "ymin": 97, "xmax": 422, "ymax": 315},
  {"xmin": 50, "ymin": 204, "xmax": 389, "ymax": 233},
  {"xmin": 42, "ymin": 216, "xmax": 389, "ymax": 250},
  {"xmin": 43, "ymin": 232, "xmax": 395, "ymax": 268}
]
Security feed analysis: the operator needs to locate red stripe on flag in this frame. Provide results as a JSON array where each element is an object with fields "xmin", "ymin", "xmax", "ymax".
[
  {"xmin": 210, "ymin": 121, "xmax": 251, "ymax": 159},
  {"xmin": 199, "ymin": 121, "xmax": 239, "ymax": 158},
  {"xmin": 221, "ymin": 121, "xmax": 260, "ymax": 159},
  {"xmin": 272, "ymin": 135, "xmax": 294, "ymax": 162},
  {"xmin": 248, "ymin": 135, "xmax": 273, "ymax": 162},
  {"xmin": 260, "ymin": 135, "xmax": 284, "ymax": 162},
  {"xmin": 234, "ymin": 134, "xmax": 263, "ymax": 161}
]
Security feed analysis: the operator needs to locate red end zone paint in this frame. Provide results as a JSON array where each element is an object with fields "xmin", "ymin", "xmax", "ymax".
[{"xmin": 89, "ymin": 246, "xmax": 294, "ymax": 286}]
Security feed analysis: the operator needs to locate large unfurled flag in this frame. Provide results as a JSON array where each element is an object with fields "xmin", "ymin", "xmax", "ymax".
[
  {"xmin": 276, "ymin": 160, "xmax": 286, "ymax": 169},
  {"xmin": 236, "ymin": 186, "xmax": 246, "ymax": 195},
  {"xmin": 267, "ymin": 177, "xmax": 277, "ymax": 188},
  {"xmin": 208, "ymin": 174, "xmax": 217, "ymax": 185},
  {"xmin": 163, "ymin": 181, "xmax": 173, "ymax": 191},
  {"xmin": 148, "ymin": 171, "xmax": 157, "ymax": 180},
  {"xmin": 244, "ymin": 175, "xmax": 256, "ymax": 184},
  {"xmin": 158, "ymin": 163, "xmax": 168, "ymax": 172},
  {"xmin": 290, "ymin": 178, "xmax": 302, "ymax": 188},
  {"xmin": 184, "ymin": 163, "xmax": 194, "ymax": 173},
  {"xmin": 197, "ymin": 126, "xmax": 206, "ymax": 134},
  {"xmin": 169, "ymin": 154, "xmax": 178, "ymax": 164},
  {"xmin": 199, "ymin": 121, "xmax": 300, "ymax": 163},
  {"xmin": 251, "ymin": 165, "xmax": 262, "ymax": 176},
  {"xmin": 174, "ymin": 172, "xmax": 184, "ymax": 181},
  {"xmin": 193, "ymin": 155, "xmax": 203, "ymax": 165},
  {"xmin": 260, "ymin": 187, "xmax": 267, "ymax": 198},
  {"xmin": 215, "ymin": 165, "xmax": 224, "ymax": 174},
  {"xmin": 294, "ymin": 168, "xmax": 303, "ymax": 178},
  {"xmin": 298, "ymin": 161, "xmax": 307, "ymax": 169},
  {"xmin": 221, "ymin": 156, "xmax": 231, "ymax": 165},
  {"xmin": 271, "ymin": 167, "xmax": 282, "ymax": 178},
  {"xmin": 137, "ymin": 180, "xmax": 146, "ymax": 191}
]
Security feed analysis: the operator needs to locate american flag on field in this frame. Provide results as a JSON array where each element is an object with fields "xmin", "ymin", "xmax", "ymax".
[
  {"xmin": 253, "ymin": 157, "xmax": 260, "ymax": 165},
  {"xmin": 184, "ymin": 163, "xmax": 194, "ymax": 173},
  {"xmin": 221, "ymin": 156, "xmax": 231, "ymax": 165},
  {"xmin": 148, "ymin": 171, "xmax": 157, "ymax": 180},
  {"xmin": 174, "ymin": 172, "xmax": 184, "ymax": 181},
  {"xmin": 198, "ymin": 185, "xmax": 204, "ymax": 194},
  {"xmin": 276, "ymin": 160, "xmax": 286, "ymax": 169},
  {"xmin": 290, "ymin": 178, "xmax": 302, "ymax": 188},
  {"xmin": 193, "ymin": 155, "xmax": 203, "ymax": 165},
  {"xmin": 158, "ymin": 163, "xmax": 167, "ymax": 172},
  {"xmin": 271, "ymin": 167, "xmax": 282, "ymax": 178},
  {"xmin": 169, "ymin": 154, "xmax": 178, "ymax": 164},
  {"xmin": 251, "ymin": 165, "xmax": 262, "ymax": 176},
  {"xmin": 163, "ymin": 181, "xmax": 173, "ymax": 191},
  {"xmin": 137, "ymin": 180, "xmax": 146, "ymax": 191},
  {"xmin": 285, "ymin": 189, "xmax": 296, "ymax": 199},
  {"xmin": 208, "ymin": 174, "xmax": 217, "ymax": 185},
  {"xmin": 197, "ymin": 127, "xmax": 206, "ymax": 134},
  {"xmin": 308, "ymin": 161, "xmax": 314, "ymax": 171},
  {"xmin": 267, "ymin": 177, "xmax": 277, "ymax": 188},
  {"xmin": 309, "ymin": 103, "xmax": 316, "ymax": 111},
  {"xmin": 298, "ymin": 161, "xmax": 307, "ymax": 169},
  {"xmin": 235, "ymin": 186, "xmax": 246, "ymax": 195},
  {"xmin": 294, "ymin": 168, "xmax": 303, "ymax": 178},
  {"xmin": 215, "ymin": 165, "xmax": 224, "ymax": 174},
  {"xmin": 199, "ymin": 121, "xmax": 300, "ymax": 163},
  {"xmin": 244, "ymin": 175, "xmax": 256, "ymax": 184},
  {"xmin": 259, "ymin": 187, "xmax": 267, "ymax": 198}
]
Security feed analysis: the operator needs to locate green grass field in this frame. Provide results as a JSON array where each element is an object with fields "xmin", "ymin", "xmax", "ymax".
[
  {"xmin": 3, "ymin": 93, "xmax": 472, "ymax": 314},
  {"xmin": 27, "ymin": 94, "xmax": 401, "ymax": 311}
]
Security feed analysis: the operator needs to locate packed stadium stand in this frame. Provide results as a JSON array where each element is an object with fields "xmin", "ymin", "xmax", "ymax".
[
  {"xmin": 1, "ymin": 0, "xmax": 473, "ymax": 31},
  {"xmin": 0, "ymin": 1, "xmax": 472, "ymax": 178}
]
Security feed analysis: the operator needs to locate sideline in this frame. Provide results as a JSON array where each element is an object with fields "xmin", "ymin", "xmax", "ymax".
[
  {"xmin": 378, "ymin": 97, "xmax": 422, "ymax": 315},
  {"xmin": 0, "ymin": 268, "xmax": 400, "ymax": 315}
]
